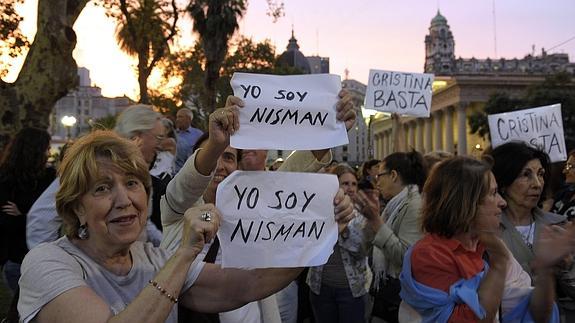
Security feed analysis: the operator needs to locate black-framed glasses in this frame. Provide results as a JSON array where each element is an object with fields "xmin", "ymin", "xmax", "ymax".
[{"xmin": 376, "ymin": 171, "xmax": 390, "ymax": 180}]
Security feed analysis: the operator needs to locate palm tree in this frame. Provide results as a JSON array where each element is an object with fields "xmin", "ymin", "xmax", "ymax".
[
  {"xmin": 188, "ymin": 0, "xmax": 247, "ymax": 113},
  {"xmin": 114, "ymin": 0, "xmax": 179, "ymax": 103}
]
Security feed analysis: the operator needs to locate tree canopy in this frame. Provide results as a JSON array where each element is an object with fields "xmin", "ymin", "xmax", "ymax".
[
  {"xmin": 0, "ymin": 0, "xmax": 284, "ymax": 149},
  {"xmin": 154, "ymin": 36, "xmax": 302, "ymax": 130},
  {"xmin": 0, "ymin": 0, "xmax": 29, "ymax": 78},
  {"xmin": 99, "ymin": 0, "xmax": 179, "ymax": 104}
]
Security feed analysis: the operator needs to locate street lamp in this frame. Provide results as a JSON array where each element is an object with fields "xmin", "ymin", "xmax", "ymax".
[
  {"xmin": 362, "ymin": 107, "xmax": 379, "ymax": 159},
  {"xmin": 61, "ymin": 115, "xmax": 77, "ymax": 141}
]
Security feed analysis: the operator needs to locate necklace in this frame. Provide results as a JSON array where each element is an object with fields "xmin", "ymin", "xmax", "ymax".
[{"xmin": 516, "ymin": 220, "xmax": 534, "ymax": 250}]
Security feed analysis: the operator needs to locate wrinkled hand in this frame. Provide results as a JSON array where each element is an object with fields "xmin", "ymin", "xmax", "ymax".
[
  {"xmin": 336, "ymin": 90, "xmax": 356, "ymax": 132},
  {"xmin": 333, "ymin": 189, "xmax": 355, "ymax": 233},
  {"xmin": 354, "ymin": 189, "xmax": 380, "ymax": 221},
  {"xmin": 533, "ymin": 223, "xmax": 575, "ymax": 271},
  {"xmin": 2, "ymin": 201, "xmax": 22, "ymax": 216},
  {"xmin": 208, "ymin": 96, "xmax": 243, "ymax": 149},
  {"xmin": 181, "ymin": 204, "xmax": 221, "ymax": 257}
]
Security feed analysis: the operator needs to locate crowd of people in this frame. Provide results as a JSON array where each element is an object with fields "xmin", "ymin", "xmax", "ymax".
[{"xmin": 1, "ymin": 88, "xmax": 575, "ymax": 323}]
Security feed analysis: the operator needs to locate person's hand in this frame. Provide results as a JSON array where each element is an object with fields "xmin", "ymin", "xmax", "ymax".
[
  {"xmin": 2, "ymin": 201, "xmax": 22, "ymax": 216},
  {"xmin": 333, "ymin": 189, "xmax": 355, "ymax": 233},
  {"xmin": 477, "ymin": 231, "xmax": 510, "ymax": 269},
  {"xmin": 180, "ymin": 204, "xmax": 221, "ymax": 258},
  {"xmin": 336, "ymin": 90, "xmax": 356, "ymax": 132},
  {"xmin": 354, "ymin": 189, "xmax": 380, "ymax": 221},
  {"xmin": 207, "ymin": 96, "xmax": 243, "ymax": 150},
  {"xmin": 532, "ymin": 223, "xmax": 575, "ymax": 271}
]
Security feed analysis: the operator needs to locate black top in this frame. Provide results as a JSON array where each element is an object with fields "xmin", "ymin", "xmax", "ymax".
[
  {"xmin": 552, "ymin": 184, "xmax": 575, "ymax": 220},
  {"xmin": 0, "ymin": 167, "xmax": 57, "ymax": 264}
]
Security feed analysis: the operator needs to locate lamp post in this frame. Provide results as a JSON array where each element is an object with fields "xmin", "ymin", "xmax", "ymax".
[
  {"xmin": 61, "ymin": 115, "xmax": 77, "ymax": 141},
  {"xmin": 362, "ymin": 107, "xmax": 378, "ymax": 159}
]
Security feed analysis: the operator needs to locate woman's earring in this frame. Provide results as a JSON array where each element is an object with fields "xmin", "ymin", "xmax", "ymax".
[{"xmin": 78, "ymin": 224, "xmax": 89, "ymax": 240}]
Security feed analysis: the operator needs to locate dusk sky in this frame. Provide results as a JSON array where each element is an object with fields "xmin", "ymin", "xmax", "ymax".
[{"xmin": 6, "ymin": 0, "xmax": 575, "ymax": 100}]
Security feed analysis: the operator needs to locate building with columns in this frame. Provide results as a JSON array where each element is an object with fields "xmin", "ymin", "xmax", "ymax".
[
  {"xmin": 371, "ymin": 75, "xmax": 550, "ymax": 158},
  {"xmin": 369, "ymin": 11, "xmax": 574, "ymax": 159}
]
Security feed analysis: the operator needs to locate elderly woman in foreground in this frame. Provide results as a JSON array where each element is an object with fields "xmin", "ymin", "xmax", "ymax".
[
  {"xmin": 17, "ymin": 128, "xmax": 354, "ymax": 323},
  {"xmin": 399, "ymin": 157, "xmax": 575, "ymax": 322}
]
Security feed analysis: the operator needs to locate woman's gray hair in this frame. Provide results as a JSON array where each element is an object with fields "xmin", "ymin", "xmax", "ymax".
[{"xmin": 114, "ymin": 104, "xmax": 161, "ymax": 138}]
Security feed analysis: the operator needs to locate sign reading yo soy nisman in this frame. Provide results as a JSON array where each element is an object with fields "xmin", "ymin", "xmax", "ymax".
[
  {"xmin": 216, "ymin": 171, "xmax": 339, "ymax": 269},
  {"xmin": 365, "ymin": 69, "xmax": 434, "ymax": 117},
  {"xmin": 488, "ymin": 104, "xmax": 566, "ymax": 162},
  {"xmin": 230, "ymin": 72, "xmax": 348, "ymax": 150}
]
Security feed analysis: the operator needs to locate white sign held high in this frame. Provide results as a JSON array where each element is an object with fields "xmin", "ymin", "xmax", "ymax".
[
  {"xmin": 216, "ymin": 171, "xmax": 339, "ymax": 269},
  {"xmin": 488, "ymin": 104, "xmax": 566, "ymax": 162},
  {"xmin": 365, "ymin": 69, "xmax": 434, "ymax": 117},
  {"xmin": 230, "ymin": 72, "xmax": 348, "ymax": 150}
]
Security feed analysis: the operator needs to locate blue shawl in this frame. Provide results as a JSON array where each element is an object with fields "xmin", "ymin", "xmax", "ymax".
[{"xmin": 399, "ymin": 246, "xmax": 559, "ymax": 323}]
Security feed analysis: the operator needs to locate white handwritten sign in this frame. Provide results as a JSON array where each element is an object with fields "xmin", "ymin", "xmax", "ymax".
[
  {"xmin": 216, "ymin": 171, "xmax": 339, "ymax": 268},
  {"xmin": 365, "ymin": 69, "xmax": 434, "ymax": 117},
  {"xmin": 230, "ymin": 72, "xmax": 348, "ymax": 150},
  {"xmin": 488, "ymin": 104, "xmax": 566, "ymax": 162}
]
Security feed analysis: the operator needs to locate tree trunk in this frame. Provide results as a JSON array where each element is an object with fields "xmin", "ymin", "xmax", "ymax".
[
  {"xmin": 0, "ymin": 0, "xmax": 89, "ymax": 150},
  {"xmin": 138, "ymin": 52, "xmax": 150, "ymax": 104},
  {"xmin": 204, "ymin": 58, "xmax": 220, "ymax": 113}
]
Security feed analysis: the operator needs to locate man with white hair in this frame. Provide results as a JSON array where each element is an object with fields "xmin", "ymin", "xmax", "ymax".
[{"xmin": 175, "ymin": 107, "xmax": 203, "ymax": 173}]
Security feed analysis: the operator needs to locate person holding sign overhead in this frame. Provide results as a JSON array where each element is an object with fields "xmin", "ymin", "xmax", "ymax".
[
  {"xmin": 16, "ymin": 99, "xmax": 354, "ymax": 323},
  {"xmin": 160, "ymin": 89, "xmax": 357, "ymax": 323}
]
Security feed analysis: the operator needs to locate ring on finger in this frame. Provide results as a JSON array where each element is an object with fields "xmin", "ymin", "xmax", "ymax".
[{"xmin": 201, "ymin": 211, "xmax": 212, "ymax": 222}]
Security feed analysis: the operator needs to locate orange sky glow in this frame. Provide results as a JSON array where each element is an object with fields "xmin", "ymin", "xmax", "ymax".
[{"xmin": 4, "ymin": 0, "xmax": 575, "ymax": 101}]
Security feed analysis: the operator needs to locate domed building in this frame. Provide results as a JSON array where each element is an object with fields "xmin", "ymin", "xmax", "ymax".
[
  {"xmin": 276, "ymin": 30, "xmax": 312, "ymax": 74},
  {"xmin": 424, "ymin": 10, "xmax": 574, "ymax": 76},
  {"xmin": 368, "ymin": 11, "xmax": 575, "ymax": 160}
]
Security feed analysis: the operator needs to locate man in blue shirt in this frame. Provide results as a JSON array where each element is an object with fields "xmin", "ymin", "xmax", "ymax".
[{"xmin": 175, "ymin": 107, "xmax": 203, "ymax": 173}]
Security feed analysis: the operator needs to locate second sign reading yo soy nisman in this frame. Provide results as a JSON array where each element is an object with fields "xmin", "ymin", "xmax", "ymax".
[{"xmin": 230, "ymin": 73, "xmax": 349, "ymax": 150}]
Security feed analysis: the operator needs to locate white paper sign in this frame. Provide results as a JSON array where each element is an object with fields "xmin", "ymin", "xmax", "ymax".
[
  {"xmin": 488, "ymin": 104, "xmax": 566, "ymax": 162},
  {"xmin": 230, "ymin": 72, "xmax": 348, "ymax": 150},
  {"xmin": 365, "ymin": 69, "xmax": 434, "ymax": 117},
  {"xmin": 216, "ymin": 171, "xmax": 339, "ymax": 268}
]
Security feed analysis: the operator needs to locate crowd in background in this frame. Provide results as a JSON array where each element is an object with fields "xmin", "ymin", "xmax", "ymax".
[{"xmin": 1, "ymin": 94, "xmax": 575, "ymax": 323}]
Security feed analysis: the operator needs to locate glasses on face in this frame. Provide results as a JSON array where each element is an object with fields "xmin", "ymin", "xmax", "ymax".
[
  {"xmin": 376, "ymin": 171, "xmax": 390, "ymax": 180},
  {"xmin": 565, "ymin": 163, "xmax": 574, "ymax": 172}
]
